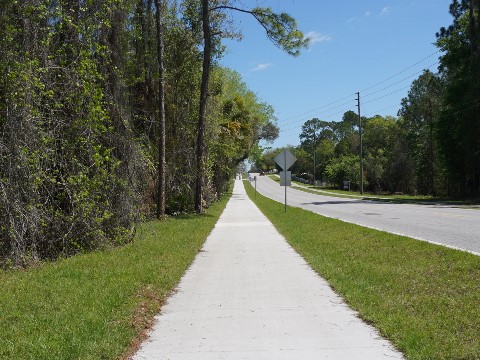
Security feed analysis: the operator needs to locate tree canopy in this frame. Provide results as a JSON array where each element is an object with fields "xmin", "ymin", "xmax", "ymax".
[
  {"xmin": 0, "ymin": 0, "xmax": 295, "ymax": 267},
  {"xmin": 254, "ymin": 0, "xmax": 480, "ymax": 198}
]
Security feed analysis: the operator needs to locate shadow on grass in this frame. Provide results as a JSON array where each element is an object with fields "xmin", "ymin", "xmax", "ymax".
[
  {"xmin": 174, "ymin": 213, "xmax": 217, "ymax": 220},
  {"xmin": 302, "ymin": 200, "xmax": 366, "ymax": 206}
]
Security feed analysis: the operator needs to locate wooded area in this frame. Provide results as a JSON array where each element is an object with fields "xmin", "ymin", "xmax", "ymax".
[
  {"xmin": 1, "ymin": 0, "xmax": 478, "ymax": 268},
  {"xmin": 254, "ymin": 0, "xmax": 480, "ymax": 198},
  {"xmin": 0, "ymin": 0, "xmax": 306, "ymax": 266}
]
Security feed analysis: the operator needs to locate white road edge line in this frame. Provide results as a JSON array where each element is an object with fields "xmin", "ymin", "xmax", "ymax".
[{"xmin": 253, "ymin": 178, "xmax": 480, "ymax": 257}]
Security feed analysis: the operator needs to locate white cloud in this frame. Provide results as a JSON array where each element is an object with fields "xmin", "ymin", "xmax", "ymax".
[
  {"xmin": 380, "ymin": 7, "xmax": 392, "ymax": 16},
  {"xmin": 365, "ymin": 11, "xmax": 372, "ymax": 16},
  {"xmin": 305, "ymin": 31, "xmax": 332, "ymax": 44},
  {"xmin": 347, "ymin": 16, "xmax": 357, "ymax": 24},
  {"xmin": 250, "ymin": 63, "xmax": 272, "ymax": 72}
]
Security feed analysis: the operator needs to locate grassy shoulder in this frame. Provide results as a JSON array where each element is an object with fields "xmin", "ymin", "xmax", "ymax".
[
  {"xmin": 245, "ymin": 181, "xmax": 480, "ymax": 359},
  {"xmin": 267, "ymin": 174, "xmax": 480, "ymax": 207},
  {"xmin": 0, "ymin": 190, "xmax": 231, "ymax": 360}
]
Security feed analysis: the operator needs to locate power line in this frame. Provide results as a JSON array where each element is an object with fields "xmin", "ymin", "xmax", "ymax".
[
  {"xmin": 280, "ymin": 105, "xmax": 356, "ymax": 134},
  {"xmin": 363, "ymin": 85, "xmax": 412, "ymax": 105},
  {"xmin": 362, "ymin": 62, "xmax": 439, "ymax": 99},
  {"xmin": 359, "ymin": 50, "xmax": 441, "ymax": 93},
  {"xmin": 357, "ymin": 97, "xmax": 480, "ymax": 122},
  {"xmin": 277, "ymin": 93, "xmax": 356, "ymax": 124},
  {"xmin": 281, "ymin": 97, "xmax": 480, "ymax": 137},
  {"xmin": 362, "ymin": 103, "xmax": 402, "ymax": 118},
  {"xmin": 280, "ymin": 81, "xmax": 414, "ymax": 133},
  {"xmin": 276, "ymin": 50, "xmax": 444, "ymax": 144},
  {"xmin": 280, "ymin": 98, "xmax": 355, "ymax": 129},
  {"xmin": 277, "ymin": 50, "xmax": 441, "ymax": 125}
]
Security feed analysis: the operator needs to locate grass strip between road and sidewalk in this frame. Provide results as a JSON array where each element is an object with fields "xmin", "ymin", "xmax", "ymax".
[
  {"xmin": 0, "ymin": 188, "xmax": 231, "ymax": 360},
  {"xmin": 245, "ymin": 180, "xmax": 480, "ymax": 360},
  {"xmin": 266, "ymin": 174, "xmax": 480, "ymax": 206}
]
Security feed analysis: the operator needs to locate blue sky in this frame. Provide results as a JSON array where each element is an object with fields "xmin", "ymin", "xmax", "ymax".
[{"xmin": 219, "ymin": 0, "xmax": 453, "ymax": 148}]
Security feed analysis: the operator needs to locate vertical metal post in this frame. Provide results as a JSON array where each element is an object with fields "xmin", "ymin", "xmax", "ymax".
[
  {"xmin": 254, "ymin": 176, "xmax": 257, "ymax": 198},
  {"xmin": 313, "ymin": 131, "xmax": 316, "ymax": 187},
  {"xmin": 284, "ymin": 149, "xmax": 287, "ymax": 213},
  {"xmin": 356, "ymin": 92, "xmax": 364, "ymax": 195}
]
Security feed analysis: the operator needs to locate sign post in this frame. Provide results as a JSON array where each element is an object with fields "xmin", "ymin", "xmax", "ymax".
[{"xmin": 274, "ymin": 149, "xmax": 297, "ymax": 212}]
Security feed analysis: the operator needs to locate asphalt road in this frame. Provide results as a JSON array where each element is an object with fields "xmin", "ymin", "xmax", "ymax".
[{"xmin": 250, "ymin": 175, "xmax": 480, "ymax": 255}]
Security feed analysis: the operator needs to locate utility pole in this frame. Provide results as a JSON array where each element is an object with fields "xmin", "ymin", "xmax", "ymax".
[{"xmin": 356, "ymin": 92, "xmax": 364, "ymax": 195}]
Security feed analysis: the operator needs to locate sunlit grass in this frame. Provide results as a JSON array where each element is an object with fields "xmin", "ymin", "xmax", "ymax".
[
  {"xmin": 0, "ymin": 189, "xmax": 231, "ymax": 360},
  {"xmin": 266, "ymin": 173, "xmax": 480, "ymax": 206},
  {"xmin": 245, "ymin": 181, "xmax": 480, "ymax": 359}
]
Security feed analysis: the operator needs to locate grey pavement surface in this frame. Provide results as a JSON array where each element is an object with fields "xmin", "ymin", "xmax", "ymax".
[
  {"xmin": 133, "ymin": 179, "xmax": 403, "ymax": 360},
  {"xmin": 252, "ymin": 175, "xmax": 480, "ymax": 255}
]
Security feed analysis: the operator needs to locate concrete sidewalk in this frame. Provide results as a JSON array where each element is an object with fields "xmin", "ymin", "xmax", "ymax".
[{"xmin": 133, "ymin": 180, "xmax": 403, "ymax": 360}]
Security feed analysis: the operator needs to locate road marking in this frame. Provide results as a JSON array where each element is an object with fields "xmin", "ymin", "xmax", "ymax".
[
  {"xmin": 299, "ymin": 210, "xmax": 480, "ymax": 257},
  {"xmin": 256, "ymin": 176, "xmax": 480, "ymax": 257}
]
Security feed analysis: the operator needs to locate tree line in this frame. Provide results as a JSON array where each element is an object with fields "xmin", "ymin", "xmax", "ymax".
[
  {"xmin": 254, "ymin": 0, "xmax": 480, "ymax": 198},
  {"xmin": 0, "ymin": 0, "xmax": 307, "ymax": 267}
]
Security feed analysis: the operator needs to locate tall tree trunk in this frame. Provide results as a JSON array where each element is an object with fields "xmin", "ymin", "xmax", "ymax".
[
  {"xmin": 146, "ymin": 0, "xmax": 154, "ymax": 107},
  {"xmin": 195, "ymin": 0, "xmax": 212, "ymax": 213},
  {"xmin": 155, "ymin": 0, "xmax": 166, "ymax": 217}
]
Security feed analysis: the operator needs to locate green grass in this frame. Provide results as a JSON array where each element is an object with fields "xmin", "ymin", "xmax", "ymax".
[
  {"xmin": 245, "ymin": 181, "xmax": 480, "ymax": 359},
  {"xmin": 0, "ymin": 190, "xmax": 231, "ymax": 360},
  {"xmin": 292, "ymin": 183, "xmax": 443, "ymax": 202},
  {"xmin": 304, "ymin": 185, "xmax": 480, "ymax": 205},
  {"xmin": 268, "ymin": 174, "xmax": 480, "ymax": 206},
  {"xmin": 267, "ymin": 174, "xmax": 279, "ymax": 182}
]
